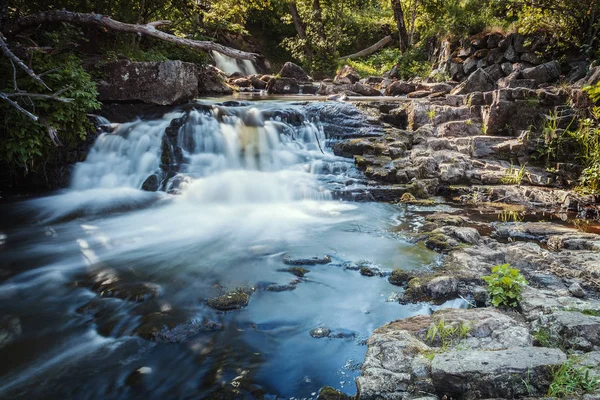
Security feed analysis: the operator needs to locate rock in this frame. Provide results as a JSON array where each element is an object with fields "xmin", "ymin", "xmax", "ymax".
[
  {"xmin": 198, "ymin": 66, "xmax": 233, "ymax": 95},
  {"xmin": 279, "ymin": 61, "xmax": 309, "ymax": 81},
  {"xmin": 385, "ymin": 81, "xmax": 416, "ymax": 96},
  {"xmin": 231, "ymin": 77, "xmax": 252, "ymax": 87},
  {"xmin": 407, "ymin": 90, "xmax": 431, "ymax": 98},
  {"xmin": 449, "ymin": 60, "xmax": 465, "ymax": 81},
  {"xmin": 141, "ymin": 174, "xmax": 159, "ymax": 192},
  {"xmin": 280, "ymin": 267, "xmax": 309, "ymax": 277},
  {"xmin": 521, "ymin": 52, "xmax": 543, "ymax": 65},
  {"xmin": 568, "ymin": 282, "xmax": 585, "ymax": 298},
  {"xmin": 360, "ymin": 267, "xmax": 376, "ymax": 277},
  {"xmin": 335, "ymin": 65, "xmax": 360, "ymax": 84},
  {"xmin": 388, "ymin": 268, "xmax": 413, "ymax": 286},
  {"xmin": 504, "ymin": 45, "xmax": 519, "ymax": 62},
  {"xmin": 450, "ymin": 68, "xmax": 496, "ymax": 95},
  {"xmin": 486, "ymin": 33, "xmax": 503, "ymax": 49},
  {"xmin": 98, "ymin": 60, "xmax": 199, "ymax": 105},
  {"xmin": 351, "ymin": 82, "xmax": 381, "ymax": 96},
  {"xmin": 426, "ymin": 276, "xmax": 458, "ymax": 300},
  {"xmin": 318, "ymin": 387, "xmax": 351, "ymax": 400},
  {"xmin": 494, "ymin": 222, "xmax": 576, "ymax": 241},
  {"xmin": 463, "ymin": 56, "xmax": 479, "ymax": 75},
  {"xmin": 534, "ymin": 311, "xmax": 600, "ymax": 352},
  {"xmin": 521, "ymin": 60, "xmax": 561, "ymax": 85},
  {"xmin": 266, "ymin": 77, "xmax": 300, "ymax": 94},
  {"xmin": 431, "ymin": 347, "xmax": 566, "ymax": 399},
  {"xmin": 310, "ymin": 327, "xmax": 331, "ymax": 338},
  {"xmin": 250, "ymin": 75, "xmax": 267, "ymax": 90},
  {"xmin": 283, "ymin": 254, "xmax": 331, "ymax": 265},
  {"xmin": 483, "ymin": 64, "xmax": 504, "ymax": 81},
  {"xmin": 147, "ymin": 318, "xmax": 222, "ymax": 343},
  {"xmin": 207, "ymin": 289, "xmax": 251, "ymax": 311},
  {"xmin": 425, "ymin": 213, "xmax": 469, "ymax": 227}
]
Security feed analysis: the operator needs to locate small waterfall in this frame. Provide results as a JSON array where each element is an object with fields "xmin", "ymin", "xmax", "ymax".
[
  {"xmin": 211, "ymin": 51, "xmax": 258, "ymax": 76},
  {"xmin": 70, "ymin": 103, "xmax": 333, "ymax": 204}
]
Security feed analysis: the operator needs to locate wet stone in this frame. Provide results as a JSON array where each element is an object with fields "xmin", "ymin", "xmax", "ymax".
[
  {"xmin": 136, "ymin": 314, "xmax": 222, "ymax": 343},
  {"xmin": 360, "ymin": 267, "xmax": 376, "ymax": 277},
  {"xmin": 388, "ymin": 268, "xmax": 413, "ymax": 286},
  {"xmin": 310, "ymin": 327, "xmax": 331, "ymax": 338},
  {"xmin": 279, "ymin": 267, "xmax": 309, "ymax": 277},
  {"xmin": 283, "ymin": 254, "xmax": 332, "ymax": 265},
  {"xmin": 207, "ymin": 289, "xmax": 252, "ymax": 311}
]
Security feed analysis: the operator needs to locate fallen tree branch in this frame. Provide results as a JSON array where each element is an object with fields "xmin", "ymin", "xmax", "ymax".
[
  {"xmin": 4, "ymin": 92, "xmax": 73, "ymax": 102},
  {"xmin": 340, "ymin": 35, "xmax": 393, "ymax": 60},
  {"xmin": 0, "ymin": 92, "xmax": 38, "ymax": 121},
  {"xmin": 6, "ymin": 10, "xmax": 261, "ymax": 60},
  {"xmin": 0, "ymin": 33, "xmax": 51, "ymax": 90}
]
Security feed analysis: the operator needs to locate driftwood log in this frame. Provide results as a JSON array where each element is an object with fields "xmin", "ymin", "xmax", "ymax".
[
  {"xmin": 339, "ymin": 36, "xmax": 393, "ymax": 60},
  {"xmin": 5, "ymin": 10, "xmax": 260, "ymax": 60}
]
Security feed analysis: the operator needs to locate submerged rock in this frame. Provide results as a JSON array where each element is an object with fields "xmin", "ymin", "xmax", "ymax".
[
  {"xmin": 310, "ymin": 327, "xmax": 331, "ymax": 338},
  {"xmin": 207, "ymin": 289, "xmax": 252, "ymax": 311},
  {"xmin": 318, "ymin": 386, "xmax": 351, "ymax": 400},
  {"xmin": 283, "ymin": 254, "xmax": 331, "ymax": 265}
]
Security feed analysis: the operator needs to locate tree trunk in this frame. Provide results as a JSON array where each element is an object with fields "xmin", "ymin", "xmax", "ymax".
[
  {"xmin": 5, "ymin": 10, "xmax": 260, "ymax": 60},
  {"xmin": 391, "ymin": 0, "xmax": 409, "ymax": 53},
  {"xmin": 312, "ymin": 0, "xmax": 327, "ymax": 43},
  {"xmin": 339, "ymin": 35, "xmax": 393, "ymax": 60},
  {"xmin": 289, "ymin": 1, "xmax": 313, "ymax": 59}
]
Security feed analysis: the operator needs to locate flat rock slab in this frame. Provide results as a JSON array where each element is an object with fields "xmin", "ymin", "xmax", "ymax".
[{"xmin": 432, "ymin": 347, "xmax": 566, "ymax": 399}]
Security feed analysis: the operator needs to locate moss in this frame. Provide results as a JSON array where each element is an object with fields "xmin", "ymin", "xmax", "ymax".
[
  {"xmin": 400, "ymin": 192, "xmax": 417, "ymax": 203},
  {"xmin": 388, "ymin": 268, "xmax": 413, "ymax": 286},
  {"xmin": 317, "ymin": 386, "xmax": 351, "ymax": 400},
  {"xmin": 424, "ymin": 233, "xmax": 453, "ymax": 251}
]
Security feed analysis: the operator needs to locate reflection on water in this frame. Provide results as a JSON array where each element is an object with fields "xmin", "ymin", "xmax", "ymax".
[{"xmin": 0, "ymin": 101, "xmax": 463, "ymax": 399}]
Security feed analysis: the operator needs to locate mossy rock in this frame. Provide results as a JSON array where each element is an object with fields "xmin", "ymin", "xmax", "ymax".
[
  {"xmin": 207, "ymin": 289, "xmax": 251, "ymax": 311},
  {"xmin": 424, "ymin": 233, "xmax": 453, "ymax": 251},
  {"xmin": 317, "ymin": 386, "xmax": 351, "ymax": 400},
  {"xmin": 360, "ymin": 267, "xmax": 376, "ymax": 277},
  {"xmin": 388, "ymin": 268, "xmax": 413, "ymax": 286}
]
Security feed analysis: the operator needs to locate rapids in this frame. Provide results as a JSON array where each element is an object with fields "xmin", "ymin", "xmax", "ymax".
[{"xmin": 0, "ymin": 100, "xmax": 463, "ymax": 399}]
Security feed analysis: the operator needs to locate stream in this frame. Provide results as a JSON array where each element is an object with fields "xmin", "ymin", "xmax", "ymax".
[{"xmin": 0, "ymin": 100, "xmax": 464, "ymax": 399}]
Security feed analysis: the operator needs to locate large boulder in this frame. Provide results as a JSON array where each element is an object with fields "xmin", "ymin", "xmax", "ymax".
[
  {"xmin": 335, "ymin": 65, "xmax": 360, "ymax": 84},
  {"xmin": 385, "ymin": 81, "xmax": 416, "ymax": 96},
  {"xmin": 450, "ymin": 68, "xmax": 496, "ymax": 95},
  {"xmin": 266, "ymin": 77, "xmax": 300, "ymax": 94},
  {"xmin": 279, "ymin": 61, "xmax": 309, "ymax": 81},
  {"xmin": 521, "ymin": 60, "xmax": 561, "ymax": 85},
  {"xmin": 431, "ymin": 347, "xmax": 566, "ymax": 399},
  {"xmin": 98, "ymin": 60, "xmax": 199, "ymax": 105},
  {"xmin": 197, "ymin": 66, "xmax": 233, "ymax": 95}
]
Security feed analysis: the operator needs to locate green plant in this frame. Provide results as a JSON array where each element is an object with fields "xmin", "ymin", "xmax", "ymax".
[
  {"xmin": 426, "ymin": 319, "xmax": 471, "ymax": 350},
  {"xmin": 532, "ymin": 327, "xmax": 552, "ymax": 347},
  {"xmin": 427, "ymin": 109, "xmax": 437, "ymax": 123},
  {"xmin": 498, "ymin": 209, "xmax": 524, "ymax": 222},
  {"xmin": 482, "ymin": 264, "xmax": 528, "ymax": 308},
  {"xmin": 501, "ymin": 163, "xmax": 528, "ymax": 185},
  {"xmin": 548, "ymin": 356, "xmax": 600, "ymax": 397}
]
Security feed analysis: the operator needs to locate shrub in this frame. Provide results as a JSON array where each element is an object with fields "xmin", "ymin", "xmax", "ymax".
[{"xmin": 482, "ymin": 264, "xmax": 528, "ymax": 308}]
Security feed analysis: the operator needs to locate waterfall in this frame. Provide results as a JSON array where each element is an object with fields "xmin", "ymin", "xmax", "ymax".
[
  {"xmin": 211, "ymin": 51, "xmax": 258, "ymax": 76},
  {"xmin": 70, "ymin": 103, "xmax": 332, "ymax": 205}
]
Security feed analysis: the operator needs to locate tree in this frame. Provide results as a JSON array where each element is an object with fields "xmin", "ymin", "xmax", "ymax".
[{"xmin": 391, "ymin": 0, "xmax": 409, "ymax": 52}]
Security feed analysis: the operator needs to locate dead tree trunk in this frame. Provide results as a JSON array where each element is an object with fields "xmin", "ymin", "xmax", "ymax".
[
  {"xmin": 391, "ymin": 0, "xmax": 409, "ymax": 53},
  {"xmin": 289, "ymin": 1, "xmax": 314, "ymax": 59},
  {"xmin": 5, "ymin": 10, "xmax": 260, "ymax": 60},
  {"xmin": 339, "ymin": 36, "xmax": 393, "ymax": 60}
]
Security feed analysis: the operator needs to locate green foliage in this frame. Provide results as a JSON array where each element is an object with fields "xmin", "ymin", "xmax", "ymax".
[
  {"xmin": 482, "ymin": 264, "xmax": 528, "ymax": 308},
  {"xmin": 532, "ymin": 327, "xmax": 552, "ymax": 347},
  {"xmin": 0, "ymin": 52, "xmax": 100, "ymax": 171},
  {"xmin": 501, "ymin": 163, "xmax": 527, "ymax": 185},
  {"xmin": 343, "ymin": 48, "xmax": 402, "ymax": 77},
  {"xmin": 426, "ymin": 319, "xmax": 471, "ymax": 350},
  {"xmin": 548, "ymin": 356, "xmax": 600, "ymax": 398}
]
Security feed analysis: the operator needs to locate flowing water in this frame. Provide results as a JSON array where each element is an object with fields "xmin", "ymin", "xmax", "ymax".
[
  {"xmin": 212, "ymin": 51, "xmax": 258, "ymax": 76},
  {"xmin": 0, "ymin": 100, "xmax": 462, "ymax": 399}
]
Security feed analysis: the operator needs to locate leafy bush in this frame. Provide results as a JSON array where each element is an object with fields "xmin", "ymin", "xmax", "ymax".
[
  {"xmin": 482, "ymin": 264, "xmax": 528, "ymax": 308},
  {"xmin": 0, "ymin": 53, "xmax": 100, "ymax": 171}
]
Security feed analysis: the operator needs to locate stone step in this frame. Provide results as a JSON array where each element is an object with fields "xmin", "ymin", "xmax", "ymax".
[{"xmin": 436, "ymin": 119, "xmax": 483, "ymax": 137}]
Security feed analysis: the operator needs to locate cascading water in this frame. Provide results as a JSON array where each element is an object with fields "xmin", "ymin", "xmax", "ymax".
[
  {"xmin": 0, "ymin": 100, "xmax": 464, "ymax": 400},
  {"xmin": 211, "ymin": 50, "xmax": 258, "ymax": 76}
]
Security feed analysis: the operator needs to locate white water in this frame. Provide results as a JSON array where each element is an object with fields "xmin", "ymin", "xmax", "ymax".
[{"xmin": 211, "ymin": 50, "xmax": 258, "ymax": 75}]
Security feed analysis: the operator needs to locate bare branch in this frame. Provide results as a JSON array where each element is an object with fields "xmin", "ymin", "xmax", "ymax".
[
  {"xmin": 7, "ymin": 10, "xmax": 261, "ymax": 61},
  {"xmin": 0, "ymin": 92, "xmax": 39, "ymax": 121},
  {"xmin": 5, "ymin": 92, "xmax": 73, "ymax": 102},
  {"xmin": 0, "ymin": 33, "xmax": 51, "ymax": 90}
]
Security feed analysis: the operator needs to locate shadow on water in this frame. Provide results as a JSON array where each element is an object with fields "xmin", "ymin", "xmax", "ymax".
[{"xmin": 0, "ymin": 100, "xmax": 465, "ymax": 399}]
